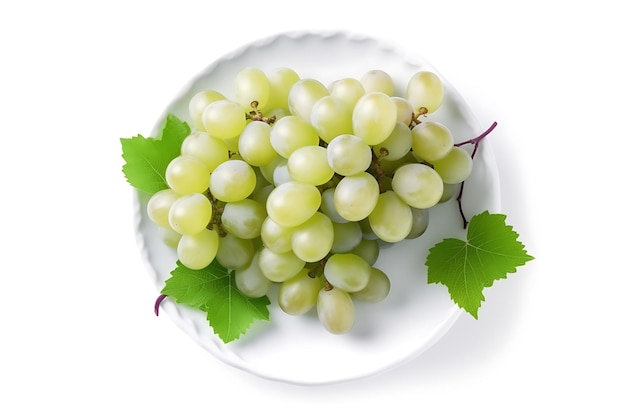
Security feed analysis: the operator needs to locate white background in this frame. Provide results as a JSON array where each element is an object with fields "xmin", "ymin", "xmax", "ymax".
[{"xmin": 2, "ymin": 0, "xmax": 624, "ymax": 415}]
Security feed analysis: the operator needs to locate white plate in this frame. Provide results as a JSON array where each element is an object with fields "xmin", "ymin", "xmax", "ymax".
[{"xmin": 133, "ymin": 31, "xmax": 500, "ymax": 385}]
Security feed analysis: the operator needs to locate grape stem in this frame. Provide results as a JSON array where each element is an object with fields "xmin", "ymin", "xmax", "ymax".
[
  {"xmin": 154, "ymin": 294, "xmax": 167, "ymax": 316},
  {"xmin": 455, "ymin": 121, "xmax": 498, "ymax": 229}
]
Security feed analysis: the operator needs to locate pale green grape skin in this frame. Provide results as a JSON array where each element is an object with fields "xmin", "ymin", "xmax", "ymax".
[
  {"xmin": 269, "ymin": 115, "xmax": 319, "ymax": 158},
  {"xmin": 326, "ymin": 134, "xmax": 372, "ymax": 176},
  {"xmin": 258, "ymin": 155, "xmax": 286, "ymax": 185},
  {"xmin": 209, "ymin": 160, "xmax": 257, "ymax": 203},
  {"xmin": 188, "ymin": 90, "xmax": 226, "ymax": 131},
  {"xmin": 392, "ymin": 163, "xmax": 444, "ymax": 209},
  {"xmin": 391, "ymin": 96, "xmax": 414, "ymax": 125},
  {"xmin": 287, "ymin": 78, "xmax": 329, "ymax": 123},
  {"xmin": 202, "ymin": 99, "xmax": 248, "ymax": 140},
  {"xmin": 181, "ymin": 132, "xmax": 230, "ymax": 172},
  {"xmin": 328, "ymin": 77, "xmax": 365, "ymax": 110},
  {"xmin": 258, "ymin": 247, "xmax": 305, "ymax": 283},
  {"xmin": 265, "ymin": 67, "xmax": 300, "ymax": 111},
  {"xmin": 368, "ymin": 191, "xmax": 413, "ymax": 243},
  {"xmin": 331, "ymin": 221, "xmax": 363, "ymax": 253},
  {"xmin": 147, "ymin": 188, "xmax": 179, "ymax": 229},
  {"xmin": 324, "ymin": 253, "xmax": 371, "ymax": 292},
  {"xmin": 333, "ymin": 172, "xmax": 380, "ymax": 221},
  {"xmin": 373, "ymin": 122, "xmax": 412, "ymax": 161},
  {"xmin": 287, "ymin": 146, "xmax": 334, "ymax": 186},
  {"xmin": 309, "ymin": 96, "xmax": 353, "ymax": 143},
  {"xmin": 261, "ymin": 216, "xmax": 294, "ymax": 254},
  {"xmin": 317, "ymin": 287, "xmax": 355, "ymax": 334},
  {"xmin": 177, "ymin": 228, "xmax": 219, "ymax": 270},
  {"xmin": 235, "ymin": 67, "xmax": 271, "ymax": 110},
  {"xmin": 278, "ymin": 269, "xmax": 323, "ymax": 315},
  {"xmin": 216, "ymin": 233, "xmax": 254, "ymax": 270},
  {"xmin": 432, "ymin": 146, "xmax": 473, "ymax": 184},
  {"xmin": 351, "ymin": 267, "xmax": 390, "ymax": 303},
  {"xmin": 266, "ymin": 181, "xmax": 321, "ymax": 227},
  {"xmin": 238, "ymin": 121, "xmax": 277, "ymax": 167},
  {"xmin": 165, "ymin": 155, "xmax": 210, "ymax": 195},
  {"xmin": 158, "ymin": 227, "xmax": 181, "ymax": 249},
  {"xmin": 361, "ymin": 69, "xmax": 395, "ymax": 95},
  {"xmin": 411, "ymin": 121, "xmax": 454, "ymax": 162},
  {"xmin": 270, "ymin": 157, "xmax": 293, "ymax": 186},
  {"xmin": 348, "ymin": 239, "xmax": 380, "ymax": 266},
  {"xmin": 352, "ymin": 92, "xmax": 397, "ymax": 146},
  {"xmin": 235, "ymin": 251, "xmax": 273, "ymax": 298},
  {"xmin": 406, "ymin": 207, "xmax": 429, "ymax": 239},
  {"xmin": 168, "ymin": 193, "xmax": 213, "ymax": 235},
  {"xmin": 291, "ymin": 212, "xmax": 334, "ymax": 262},
  {"xmin": 320, "ymin": 188, "xmax": 349, "ymax": 224},
  {"xmin": 406, "ymin": 71, "xmax": 444, "ymax": 114},
  {"xmin": 221, "ymin": 198, "xmax": 266, "ymax": 239},
  {"xmin": 439, "ymin": 182, "xmax": 460, "ymax": 203}
]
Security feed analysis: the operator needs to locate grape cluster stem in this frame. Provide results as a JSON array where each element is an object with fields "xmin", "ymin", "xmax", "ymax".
[{"xmin": 455, "ymin": 121, "xmax": 498, "ymax": 228}]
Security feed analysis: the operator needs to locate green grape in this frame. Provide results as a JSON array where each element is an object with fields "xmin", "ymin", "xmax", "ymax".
[
  {"xmin": 209, "ymin": 160, "xmax": 256, "ymax": 203},
  {"xmin": 287, "ymin": 145, "xmax": 334, "ymax": 186},
  {"xmin": 287, "ymin": 78, "xmax": 329, "ymax": 123},
  {"xmin": 328, "ymin": 77, "xmax": 365, "ymax": 110},
  {"xmin": 269, "ymin": 115, "xmax": 319, "ymax": 158},
  {"xmin": 367, "ymin": 191, "xmax": 412, "ymax": 242},
  {"xmin": 235, "ymin": 67, "xmax": 270, "ymax": 110},
  {"xmin": 361, "ymin": 69, "xmax": 394, "ymax": 95},
  {"xmin": 265, "ymin": 67, "xmax": 300, "ymax": 111},
  {"xmin": 432, "ymin": 146, "xmax": 473, "ymax": 184},
  {"xmin": 158, "ymin": 227, "xmax": 181, "ymax": 249},
  {"xmin": 188, "ymin": 90, "xmax": 226, "ymax": 131},
  {"xmin": 235, "ymin": 251, "xmax": 273, "ymax": 298},
  {"xmin": 320, "ymin": 188, "xmax": 349, "ymax": 223},
  {"xmin": 238, "ymin": 121, "xmax": 277, "ymax": 167},
  {"xmin": 317, "ymin": 287, "xmax": 355, "ymax": 334},
  {"xmin": 330, "ymin": 221, "xmax": 363, "ymax": 253},
  {"xmin": 258, "ymin": 247, "xmax": 305, "ymax": 283},
  {"xmin": 291, "ymin": 212, "xmax": 334, "ymax": 262},
  {"xmin": 406, "ymin": 207, "xmax": 429, "ymax": 239},
  {"xmin": 147, "ymin": 188, "xmax": 179, "ymax": 229},
  {"xmin": 180, "ymin": 132, "xmax": 230, "ymax": 172},
  {"xmin": 439, "ymin": 182, "xmax": 460, "ymax": 203},
  {"xmin": 221, "ymin": 198, "xmax": 266, "ymax": 239},
  {"xmin": 309, "ymin": 95, "xmax": 353, "ymax": 142},
  {"xmin": 372, "ymin": 122, "xmax": 412, "ymax": 161},
  {"xmin": 202, "ymin": 99, "xmax": 247, "ymax": 140},
  {"xmin": 359, "ymin": 217, "xmax": 377, "ymax": 240},
  {"xmin": 348, "ymin": 238, "xmax": 379, "ymax": 266},
  {"xmin": 406, "ymin": 70, "xmax": 444, "ymax": 114},
  {"xmin": 326, "ymin": 134, "xmax": 372, "ymax": 176},
  {"xmin": 392, "ymin": 163, "xmax": 444, "ymax": 209},
  {"xmin": 261, "ymin": 217, "xmax": 294, "ymax": 254},
  {"xmin": 324, "ymin": 253, "xmax": 371, "ymax": 292},
  {"xmin": 411, "ymin": 121, "xmax": 454, "ymax": 162},
  {"xmin": 351, "ymin": 267, "xmax": 390, "ymax": 303},
  {"xmin": 216, "ymin": 232, "xmax": 254, "ymax": 270},
  {"xmin": 278, "ymin": 270, "xmax": 323, "ymax": 315},
  {"xmin": 177, "ymin": 228, "xmax": 219, "ymax": 270},
  {"xmin": 352, "ymin": 92, "xmax": 397, "ymax": 145},
  {"xmin": 391, "ymin": 96, "xmax": 414, "ymax": 125},
  {"xmin": 168, "ymin": 193, "xmax": 213, "ymax": 235},
  {"xmin": 269, "ymin": 156, "xmax": 292, "ymax": 186},
  {"xmin": 165, "ymin": 155, "xmax": 210, "ymax": 195},
  {"xmin": 258, "ymin": 155, "xmax": 286, "ymax": 185},
  {"xmin": 266, "ymin": 181, "xmax": 321, "ymax": 227},
  {"xmin": 333, "ymin": 172, "xmax": 379, "ymax": 221}
]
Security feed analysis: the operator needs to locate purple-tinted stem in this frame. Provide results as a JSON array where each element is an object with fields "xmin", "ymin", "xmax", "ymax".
[
  {"xmin": 455, "ymin": 121, "xmax": 498, "ymax": 229},
  {"xmin": 154, "ymin": 294, "xmax": 167, "ymax": 316}
]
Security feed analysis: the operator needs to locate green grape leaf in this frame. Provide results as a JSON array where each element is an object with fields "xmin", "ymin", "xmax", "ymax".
[
  {"xmin": 161, "ymin": 260, "xmax": 271, "ymax": 344},
  {"xmin": 120, "ymin": 114, "xmax": 190, "ymax": 194},
  {"xmin": 426, "ymin": 211, "xmax": 533, "ymax": 319}
]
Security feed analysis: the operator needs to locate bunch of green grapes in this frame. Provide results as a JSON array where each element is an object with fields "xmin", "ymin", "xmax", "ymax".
[{"xmin": 146, "ymin": 66, "xmax": 473, "ymax": 335}]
